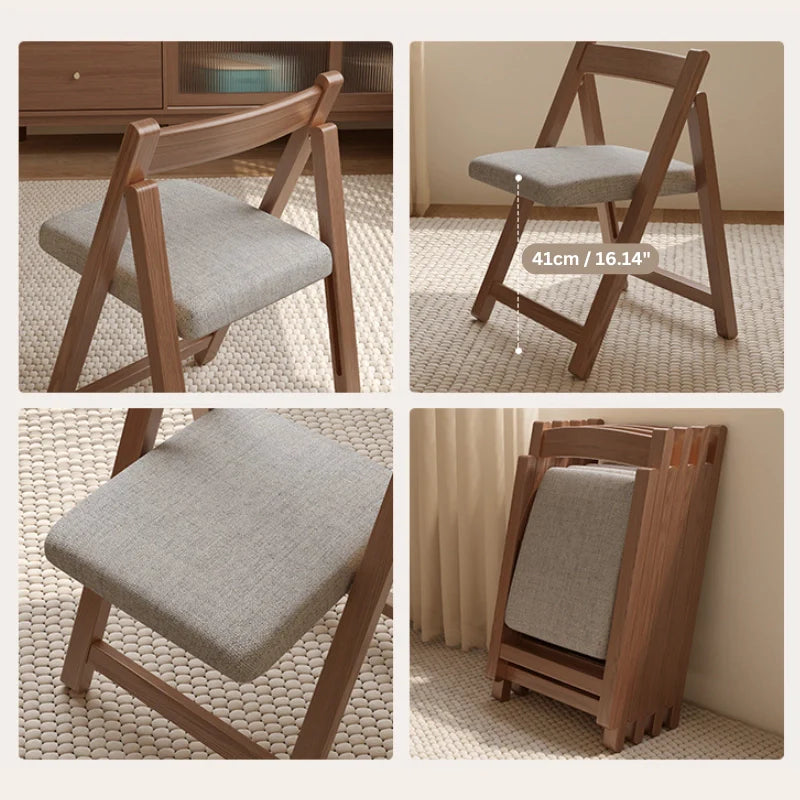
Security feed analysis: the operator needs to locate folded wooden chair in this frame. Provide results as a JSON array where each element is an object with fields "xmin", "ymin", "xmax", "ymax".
[
  {"xmin": 487, "ymin": 419, "xmax": 726, "ymax": 751},
  {"xmin": 41, "ymin": 71, "xmax": 360, "ymax": 393},
  {"xmin": 45, "ymin": 408, "xmax": 392, "ymax": 758},
  {"xmin": 470, "ymin": 43, "xmax": 737, "ymax": 379}
]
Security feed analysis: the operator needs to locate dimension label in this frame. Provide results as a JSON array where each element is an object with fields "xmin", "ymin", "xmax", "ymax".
[{"xmin": 521, "ymin": 244, "xmax": 658, "ymax": 274}]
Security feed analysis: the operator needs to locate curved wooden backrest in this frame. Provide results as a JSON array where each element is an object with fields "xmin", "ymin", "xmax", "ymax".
[
  {"xmin": 535, "ymin": 424, "xmax": 666, "ymax": 467},
  {"xmin": 532, "ymin": 421, "xmax": 724, "ymax": 470},
  {"xmin": 147, "ymin": 71, "xmax": 343, "ymax": 174},
  {"xmin": 578, "ymin": 43, "xmax": 702, "ymax": 88}
]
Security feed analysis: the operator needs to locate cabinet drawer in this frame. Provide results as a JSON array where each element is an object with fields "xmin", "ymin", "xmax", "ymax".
[{"xmin": 19, "ymin": 42, "xmax": 163, "ymax": 111}]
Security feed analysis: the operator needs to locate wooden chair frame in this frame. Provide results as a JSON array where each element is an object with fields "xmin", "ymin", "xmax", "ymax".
[
  {"xmin": 472, "ymin": 42, "xmax": 738, "ymax": 379},
  {"xmin": 60, "ymin": 408, "xmax": 392, "ymax": 759},
  {"xmin": 487, "ymin": 419, "xmax": 726, "ymax": 751},
  {"xmin": 48, "ymin": 71, "xmax": 361, "ymax": 393}
]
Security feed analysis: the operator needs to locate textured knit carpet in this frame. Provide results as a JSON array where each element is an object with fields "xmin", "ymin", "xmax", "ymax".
[
  {"xmin": 19, "ymin": 176, "xmax": 392, "ymax": 392},
  {"xmin": 410, "ymin": 632, "xmax": 782, "ymax": 759},
  {"xmin": 410, "ymin": 218, "xmax": 783, "ymax": 392},
  {"xmin": 19, "ymin": 408, "xmax": 393, "ymax": 759}
]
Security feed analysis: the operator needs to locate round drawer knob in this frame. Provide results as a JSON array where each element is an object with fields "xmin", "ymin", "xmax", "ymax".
[{"xmin": 72, "ymin": 72, "xmax": 81, "ymax": 80}]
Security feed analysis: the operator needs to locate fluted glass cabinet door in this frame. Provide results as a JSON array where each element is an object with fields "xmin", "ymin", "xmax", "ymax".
[
  {"xmin": 165, "ymin": 42, "xmax": 329, "ymax": 105},
  {"xmin": 163, "ymin": 42, "xmax": 392, "ymax": 125}
]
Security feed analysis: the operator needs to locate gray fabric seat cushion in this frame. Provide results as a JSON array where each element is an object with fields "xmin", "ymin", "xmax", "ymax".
[
  {"xmin": 39, "ymin": 180, "xmax": 332, "ymax": 339},
  {"xmin": 505, "ymin": 464, "xmax": 636, "ymax": 660},
  {"xmin": 45, "ymin": 410, "xmax": 391, "ymax": 683},
  {"xmin": 469, "ymin": 145, "xmax": 696, "ymax": 207}
]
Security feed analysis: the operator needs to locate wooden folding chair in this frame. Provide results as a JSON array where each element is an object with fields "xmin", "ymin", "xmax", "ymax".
[
  {"xmin": 42, "ymin": 71, "xmax": 360, "ymax": 393},
  {"xmin": 470, "ymin": 43, "xmax": 737, "ymax": 379},
  {"xmin": 45, "ymin": 408, "xmax": 392, "ymax": 758},
  {"xmin": 487, "ymin": 419, "xmax": 726, "ymax": 751}
]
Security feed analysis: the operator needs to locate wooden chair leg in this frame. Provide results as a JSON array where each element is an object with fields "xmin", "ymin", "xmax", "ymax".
[
  {"xmin": 491, "ymin": 679, "xmax": 511, "ymax": 701},
  {"xmin": 689, "ymin": 93, "xmax": 737, "ymax": 340},
  {"xmin": 631, "ymin": 718, "xmax": 646, "ymax": 744},
  {"xmin": 291, "ymin": 480, "xmax": 392, "ymax": 759},
  {"xmin": 596, "ymin": 200, "xmax": 627, "ymax": 289},
  {"xmin": 194, "ymin": 325, "xmax": 230, "ymax": 366},
  {"xmin": 60, "ymin": 408, "xmax": 163, "ymax": 691},
  {"xmin": 125, "ymin": 180, "xmax": 186, "ymax": 392},
  {"xmin": 47, "ymin": 120, "xmax": 161, "ymax": 392},
  {"xmin": 471, "ymin": 197, "xmax": 533, "ymax": 322},
  {"xmin": 48, "ymin": 265, "xmax": 116, "ymax": 392},
  {"xmin": 311, "ymin": 123, "xmax": 360, "ymax": 393},
  {"xmin": 310, "ymin": 123, "xmax": 359, "ymax": 394},
  {"xmin": 61, "ymin": 587, "xmax": 111, "ymax": 692},
  {"xmin": 568, "ymin": 273, "xmax": 628, "ymax": 379},
  {"xmin": 648, "ymin": 710, "xmax": 664, "ymax": 737},
  {"xmin": 665, "ymin": 704, "xmax": 681, "ymax": 729},
  {"xmin": 602, "ymin": 726, "xmax": 625, "ymax": 752}
]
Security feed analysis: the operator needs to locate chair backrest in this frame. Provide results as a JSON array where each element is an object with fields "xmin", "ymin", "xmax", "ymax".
[
  {"xmin": 579, "ymin": 43, "xmax": 691, "ymax": 88},
  {"xmin": 126, "ymin": 70, "xmax": 342, "ymax": 178},
  {"xmin": 149, "ymin": 84, "xmax": 326, "ymax": 174},
  {"xmin": 538, "ymin": 42, "xmax": 711, "ymax": 242}
]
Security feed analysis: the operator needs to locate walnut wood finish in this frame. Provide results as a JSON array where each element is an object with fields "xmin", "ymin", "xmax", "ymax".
[
  {"xmin": 261, "ymin": 72, "xmax": 344, "ymax": 216},
  {"xmin": 577, "ymin": 74, "xmax": 620, "ymax": 248},
  {"xmin": 148, "ymin": 86, "xmax": 322, "ymax": 174},
  {"xmin": 19, "ymin": 42, "xmax": 163, "ymax": 111},
  {"xmin": 58, "ymin": 409, "xmax": 392, "ymax": 759},
  {"xmin": 61, "ymin": 408, "xmax": 163, "ymax": 691},
  {"xmin": 193, "ymin": 326, "xmax": 230, "ymax": 367},
  {"xmin": 47, "ymin": 72, "xmax": 360, "ymax": 393},
  {"xmin": 89, "ymin": 640, "xmax": 272, "ymax": 759},
  {"xmin": 580, "ymin": 43, "xmax": 687, "ymax": 88},
  {"xmin": 193, "ymin": 73, "xmax": 345, "ymax": 370},
  {"xmin": 78, "ymin": 334, "xmax": 214, "ymax": 393},
  {"xmin": 125, "ymin": 180, "xmax": 185, "ymax": 392},
  {"xmin": 312, "ymin": 122, "xmax": 361, "ymax": 392},
  {"xmin": 292, "ymin": 479, "xmax": 393, "ymax": 758},
  {"xmin": 487, "ymin": 419, "xmax": 727, "ymax": 752},
  {"xmin": 471, "ymin": 197, "xmax": 534, "ymax": 322},
  {"xmin": 688, "ymin": 93, "xmax": 738, "ymax": 339},
  {"xmin": 472, "ymin": 42, "xmax": 738, "ymax": 380},
  {"xmin": 48, "ymin": 119, "xmax": 160, "ymax": 392}
]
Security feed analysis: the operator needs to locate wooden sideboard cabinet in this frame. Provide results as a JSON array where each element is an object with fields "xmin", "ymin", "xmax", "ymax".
[{"xmin": 19, "ymin": 41, "xmax": 392, "ymax": 131}]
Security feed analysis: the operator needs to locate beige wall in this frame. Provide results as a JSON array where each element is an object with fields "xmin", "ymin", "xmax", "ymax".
[
  {"xmin": 541, "ymin": 408, "xmax": 784, "ymax": 734},
  {"xmin": 414, "ymin": 42, "xmax": 783, "ymax": 211}
]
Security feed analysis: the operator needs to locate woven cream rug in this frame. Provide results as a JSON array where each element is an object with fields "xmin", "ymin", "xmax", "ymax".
[
  {"xmin": 19, "ymin": 408, "xmax": 393, "ymax": 759},
  {"xmin": 410, "ymin": 632, "xmax": 781, "ymax": 759},
  {"xmin": 410, "ymin": 218, "xmax": 783, "ymax": 392},
  {"xmin": 19, "ymin": 176, "xmax": 393, "ymax": 392}
]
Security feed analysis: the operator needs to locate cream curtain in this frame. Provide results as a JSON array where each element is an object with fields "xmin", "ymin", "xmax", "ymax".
[{"xmin": 410, "ymin": 408, "xmax": 538, "ymax": 650}]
